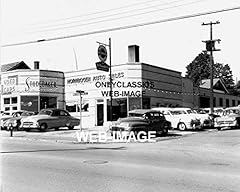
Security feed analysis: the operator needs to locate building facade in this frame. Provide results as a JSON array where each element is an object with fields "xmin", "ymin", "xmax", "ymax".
[
  {"xmin": 1, "ymin": 63, "xmax": 64, "ymax": 114},
  {"xmin": 1, "ymin": 46, "xmax": 239, "ymax": 128}
]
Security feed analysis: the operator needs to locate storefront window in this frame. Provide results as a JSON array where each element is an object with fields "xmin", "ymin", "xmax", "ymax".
[
  {"xmin": 107, "ymin": 98, "xmax": 127, "ymax": 121},
  {"xmin": 4, "ymin": 98, "xmax": 10, "ymax": 104},
  {"xmin": 21, "ymin": 96, "xmax": 38, "ymax": 112},
  {"xmin": 142, "ymin": 97, "xmax": 150, "ymax": 109},
  {"xmin": 5, "ymin": 107, "xmax": 10, "ymax": 111},
  {"xmin": 66, "ymin": 103, "xmax": 89, "ymax": 112},
  {"xmin": 11, "ymin": 97, "xmax": 17, "ymax": 104},
  {"xmin": 40, "ymin": 97, "xmax": 57, "ymax": 109}
]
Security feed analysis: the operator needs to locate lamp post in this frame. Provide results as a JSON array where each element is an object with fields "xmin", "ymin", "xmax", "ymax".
[{"xmin": 96, "ymin": 38, "xmax": 112, "ymax": 121}]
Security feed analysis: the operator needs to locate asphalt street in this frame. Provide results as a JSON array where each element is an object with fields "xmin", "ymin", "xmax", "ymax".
[{"xmin": 1, "ymin": 129, "xmax": 240, "ymax": 192}]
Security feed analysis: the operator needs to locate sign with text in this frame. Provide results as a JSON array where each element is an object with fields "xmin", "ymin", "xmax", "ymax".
[{"xmin": 96, "ymin": 61, "xmax": 109, "ymax": 72}]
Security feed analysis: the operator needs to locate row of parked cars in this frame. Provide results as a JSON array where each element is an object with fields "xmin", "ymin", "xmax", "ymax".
[
  {"xmin": 1, "ymin": 106, "xmax": 240, "ymax": 135},
  {"xmin": 0, "ymin": 109, "xmax": 80, "ymax": 132},
  {"xmin": 110, "ymin": 106, "xmax": 240, "ymax": 136}
]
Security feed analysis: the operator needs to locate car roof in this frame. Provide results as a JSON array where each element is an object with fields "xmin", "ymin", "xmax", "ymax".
[
  {"xmin": 128, "ymin": 109, "xmax": 161, "ymax": 114},
  {"xmin": 151, "ymin": 107, "xmax": 172, "ymax": 111},
  {"xmin": 225, "ymin": 106, "xmax": 240, "ymax": 110}
]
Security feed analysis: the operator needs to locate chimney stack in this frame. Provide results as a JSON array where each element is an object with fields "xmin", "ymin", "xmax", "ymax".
[
  {"xmin": 128, "ymin": 45, "xmax": 139, "ymax": 62},
  {"xmin": 34, "ymin": 61, "xmax": 40, "ymax": 69}
]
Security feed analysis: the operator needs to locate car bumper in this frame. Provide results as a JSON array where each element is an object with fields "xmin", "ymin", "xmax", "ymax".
[{"xmin": 215, "ymin": 121, "xmax": 237, "ymax": 128}]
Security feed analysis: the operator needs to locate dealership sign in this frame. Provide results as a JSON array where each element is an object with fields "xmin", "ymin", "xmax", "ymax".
[
  {"xmin": 96, "ymin": 45, "xmax": 109, "ymax": 72},
  {"xmin": 25, "ymin": 77, "xmax": 57, "ymax": 92},
  {"xmin": 1, "ymin": 76, "xmax": 18, "ymax": 94}
]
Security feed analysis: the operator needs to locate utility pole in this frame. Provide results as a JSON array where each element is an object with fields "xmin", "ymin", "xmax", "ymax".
[
  {"xmin": 202, "ymin": 21, "xmax": 221, "ymax": 115},
  {"xmin": 96, "ymin": 38, "xmax": 113, "ymax": 122}
]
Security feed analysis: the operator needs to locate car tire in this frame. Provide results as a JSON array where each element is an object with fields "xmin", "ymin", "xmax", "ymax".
[
  {"xmin": 39, "ymin": 123, "xmax": 47, "ymax": 132},
  {"xmin": 217, "ymin": 127, "xmax": 221, "ymax": 131},
  {"xmin": 178, "ymin": 122, "xmax": 187, "ymax": 131},
  {"xmin": 68, "ymin": 125, "xmax": 74, "ymax": 130}
]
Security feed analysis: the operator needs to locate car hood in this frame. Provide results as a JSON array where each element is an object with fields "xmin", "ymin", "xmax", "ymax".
[{"xmin": 22, "ymin": 115, "xmax": 50, "ymax": 121}]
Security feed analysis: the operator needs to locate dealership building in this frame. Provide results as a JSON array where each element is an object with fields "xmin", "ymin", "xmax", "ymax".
[
  {"xmin": 1, "ymin": 45, "xmax": 240, "ymax": 128},
  {"xmin": 1, "ymin": 61, "xmax": 64, "ymax": 115}
]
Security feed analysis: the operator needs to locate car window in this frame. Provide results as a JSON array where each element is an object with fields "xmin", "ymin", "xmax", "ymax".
[
  {"xmin": 170, "ymin": 110, "xmax": 187, "ymax": 115},
  {"xmin": 129, "ymin": 113, "xmax": 142, "ymax": 117},
  {"xmin": 60, "ymin": 110, "xmax": 70, "ymax": 116},
  {"xmin": 186, "ymin": 110, "xmax": 194, "ymax": 114},
  {"xmin": 39, "ymin": 110, "xmax": 52, "ymax": 115}
]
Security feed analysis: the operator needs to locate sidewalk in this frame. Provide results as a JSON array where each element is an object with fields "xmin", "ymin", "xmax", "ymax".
[
  {"xmin": 0, "ymin": 126, "xmax": 111, "ymax": 144},
  {"xmin": 0, "ymin": 126, "xmax": 203, "ymax": 144}
]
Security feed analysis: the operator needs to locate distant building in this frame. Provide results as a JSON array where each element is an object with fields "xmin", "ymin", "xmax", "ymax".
[
  {"xmin": 1, "ymin": 45, "xmax": 239, "ymax": 127},
  {"xmin": 1, "ymin": 61, "xmax": 64, "ymax": 114}
]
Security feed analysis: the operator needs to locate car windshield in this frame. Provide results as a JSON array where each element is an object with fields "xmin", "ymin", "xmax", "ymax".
[
  {"xmin": 129, "ymin": 113, "xmax": 143, "ymax": 117},
  {"xmin": 21, "ymin": 112, "xmax": 34, "ymax": 116},
  {"xmin": 224, "ymin": 109, "xmax": 240, "ymax": 115},
  {"xmin": 170, "ymin": 110, "xmax": 187, "ymax": 115},
  {"xmin": 186, "ymin": 110, "xmax": 195, "ymax": 114},
  {"xmin": 38, "ymin": 110, "xmax": 52, "ymax": 115}
]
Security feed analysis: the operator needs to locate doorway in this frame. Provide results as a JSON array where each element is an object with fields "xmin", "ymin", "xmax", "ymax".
[{"xmin": 97, "ymin": 104, "xmax": 104, "ymax": 126}]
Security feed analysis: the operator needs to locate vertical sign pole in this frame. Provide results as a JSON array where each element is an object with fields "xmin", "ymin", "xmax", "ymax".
[
  {"xmin": 109, "ymin": 38, "xmax": 113, "ymax": 121},
  {"xmin": 79, "ymin": 93, "xmax": 82, "ymax": 131}
]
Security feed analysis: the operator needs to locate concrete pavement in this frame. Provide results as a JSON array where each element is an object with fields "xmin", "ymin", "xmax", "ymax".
[{"xmin": 0, "ymin": 125, "xmax": 215, "ymax": 144}]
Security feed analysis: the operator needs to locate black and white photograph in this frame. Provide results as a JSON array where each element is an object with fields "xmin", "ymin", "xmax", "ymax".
[{"xmin": 1, "ymin": 0, "xmax": 240, "ymax": 191}]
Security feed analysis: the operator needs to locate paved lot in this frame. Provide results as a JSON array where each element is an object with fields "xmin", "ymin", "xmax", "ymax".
[
  {"xmin": 1, "ymin": 128, "xmax": 240, "ymax": 192},
  {"xmin": 0, "ymin": 126, "xmax": 211, "ymax": 144}
]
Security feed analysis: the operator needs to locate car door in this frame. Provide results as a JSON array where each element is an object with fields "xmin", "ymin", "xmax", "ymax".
[
  {"xmin": 59, "ymin": 110, "xmax": 71, "ymax": 127},
  {"xmin": 150, "ymin": 112, "xmax": 162, "ymax": 131}
]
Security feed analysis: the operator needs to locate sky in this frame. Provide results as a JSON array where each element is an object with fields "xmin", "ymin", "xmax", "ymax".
[{"xmin": 1, "ymin": 0, "xmax": 240, "ymax": 82}]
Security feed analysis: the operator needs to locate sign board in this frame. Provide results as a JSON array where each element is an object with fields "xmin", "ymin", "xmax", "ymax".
[
  {"xmin": 98, "ymin": 45, "xmax": 107, "ymax": 62},
  {"xmin": 96, "ymin": 61, "xmax": 109, "ymax": 72},
  {"xmin": 74, "ymin": 91, "xmax": 88, "ymax": 96}
]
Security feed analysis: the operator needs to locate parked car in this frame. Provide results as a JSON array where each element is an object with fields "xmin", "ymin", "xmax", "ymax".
[
  {"xmin": 1, "ymin": 111, "xmax": 28, "ymax": 130},
  {"xmin": 152, "ymin": 107, "xmax": 201, "ymax": 131},
  {"xmin": 174, "ymin": 108, "xmax": 212, "ymax": 128},
  {"xmin": 110, "ymin": 109, "xmax": 171, "ymax": 137},
  {"xmin": 214, "ymin": 106, "xmax": 240, "ymax": 130},
  {"xmin": 21, "ymin": 108, "xmax": 80, "ymax": 131},
  {"xmin": 3, "ymin": 111, "xmax": 37, "ymax": 131},
  {"xmin": 0, "ymin": 111, "xmax": 12, "ymax": 129}
]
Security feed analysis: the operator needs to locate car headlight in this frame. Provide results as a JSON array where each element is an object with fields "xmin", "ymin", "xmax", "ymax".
[
  {"xmin": 119, "ymin": 122, "xmax": 131, "ymax": 131},
  {"xmin": 12, "ymin": 120, "xmax": 17, "ymax": 126}
]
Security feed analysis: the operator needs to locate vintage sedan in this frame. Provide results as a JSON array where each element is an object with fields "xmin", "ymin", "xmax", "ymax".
[
  {"xmin": 3, "ymin": 111, "xmax": 37, "ymax": 131},
  {"xmin": 152, "ymin": 107, "xmax": 201, "ymax": 131},
  {"xmin": 174, "ymin": 107, "xmax": 212, "ymax": 128},
  {"xmin": 110, "ymin": 109, "xmax": 171, "ymax": 137},
  {"xmin": 0, "ymin": 111, "xmax": 12, "ymax": 129},
  {"xmin": 21, "ymin": 108, "xmax": 80, "ymax": 131},
  {"xmin": 215, "ymin": 106, "xmax": 240, "ymax": 130}
]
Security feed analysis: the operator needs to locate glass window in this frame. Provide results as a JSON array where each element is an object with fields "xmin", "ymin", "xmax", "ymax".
[
  {"xmin": 226, "ymin": 99, "xmax": 229, "ymax": 107},
  {"xmin": 5, "ymin": 107, "xmax": 10, "ymax": 111},
  {"xmin": 219, "ymin": 98, "xmax": 223, "ymax": 106},
  {"xmin": 4, "ymin": 98, "xmax": 10, "ymax": 104},
  {"xmin": 60, "ymin": 110, "xmax": 69, "ymax": 116},
  {"xmin": 232, "ymin": 100, "xmax": 236, "ymax": 106},
  {"xmin": 11, "ymin": 97, "xmax": 17, "ymax": 104},
  {"xmin": 12, "ymin": 106, "xmax": 17, "ymax": 110}
]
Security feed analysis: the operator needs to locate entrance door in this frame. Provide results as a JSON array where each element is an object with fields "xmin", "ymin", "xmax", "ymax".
[{"xmin": 97, "ymin": 104, "xmax": 104, "ymax": 126}]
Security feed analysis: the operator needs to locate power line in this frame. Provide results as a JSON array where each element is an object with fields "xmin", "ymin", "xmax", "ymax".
[
  {"xmin": 29, "ymin": 0, "xmax": 184, "ymax": 26},
  {"xmin": 31, "ymin": 0, "xmax": 194, "ymax": 29},
  {"xmin": 32, "ymin": 0, "xmax": 204, "ymax": 33},
  {"xmin": 2, "ymin": 6, "xmax": 240, "ymax": 47}
]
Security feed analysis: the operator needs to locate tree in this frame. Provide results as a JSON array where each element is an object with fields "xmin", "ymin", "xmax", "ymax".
[{"xmin": 185, "ymin": 52, "xmax": 234, "ymax": 88}]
